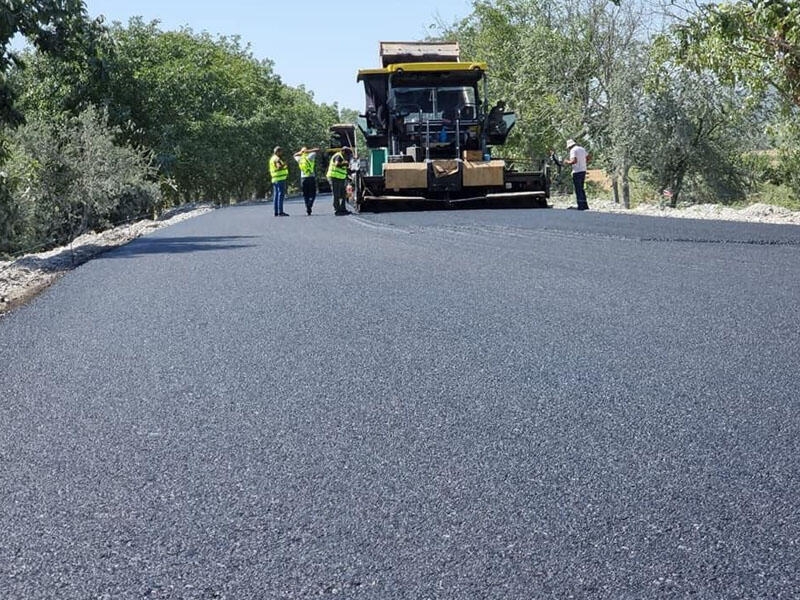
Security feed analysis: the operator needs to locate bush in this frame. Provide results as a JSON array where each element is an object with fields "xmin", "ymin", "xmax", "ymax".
[
  {"xmin": 738, "ymin": 151, "xmax": 780, "ymax": 190},
  {"xmin": 0, "ymin": 143, "xmax": 41, "ymax": 258},
  {"xmin": 750, "ymin": 183, "xmax": 800, "ymax": 211},
  {"xmin": 1, "ymin": 106, "xmax": 161, "ymax": 257}
]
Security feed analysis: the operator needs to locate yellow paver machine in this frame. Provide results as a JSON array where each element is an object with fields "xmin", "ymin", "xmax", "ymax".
[{"xmin": 350, "ymin": 41, "xmax": 550, "ymax": 212}]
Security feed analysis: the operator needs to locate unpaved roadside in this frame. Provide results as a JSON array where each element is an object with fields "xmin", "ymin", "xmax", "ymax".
[
  {"xmin": 550, "ymin": 196, "xmax": 800, "ymax": 225},
  {"xmin": 2, "ymin": 198, "xmax": 799, "ymax": 316}
]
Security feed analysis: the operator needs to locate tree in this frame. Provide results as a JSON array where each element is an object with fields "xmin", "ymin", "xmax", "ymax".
[
  {"xmin": 662, "ymin": 0, "xmax": 799, "ymax": 201},
  {"xmin": 440, "ymin": 0, "xmax": 656, "ymax": 209},
  {"xmin": 606, "ymin": 42, "xmax": 650, "ymax": 208},
  {"xmin": 8, "ymin": 18, "xmax": 112, "ymax": 123},
  {"xmin": 103, "ymin": 21, "xmax": 342, "ymax": 203},
  {"xmin": 445, "ymin": 0, "xmax": 580, "ymax": 158},
  {"xmin": 0, "ymin": 0, "xmax": 93, "ymax": 126},
  {"xmin": 444, "ymin": 0, "xmax": 639, "ymax": 161},
  {"xmin": 638, "ymin": 65, "xmax": 752, "ymax": 207},
  {"xmin": 12, "ymin": 15, "xmax": 342, "ymax": 214},
  {"xmin": 2, "ymin": 106, "xmax": 160, "ymax": 255},
  {"xmin": 568, "ymin": 1, "xmax": 654, "ymax": 208},
  {"xmin": 671, "ymin": 0, "xmax": 800, "ymax": 110},
  {"xmin": 1, "ymin": 0, "xmax": 102, "ymax": 256}
]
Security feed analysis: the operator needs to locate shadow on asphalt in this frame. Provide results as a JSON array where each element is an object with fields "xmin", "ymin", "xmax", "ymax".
[
  {"xmin": 216, "ymin": 196, "xmax": 317, "ymax": 209},
  {"xmin": 105, "ymin": 235, "xmax": 259, "ymax": 258}
]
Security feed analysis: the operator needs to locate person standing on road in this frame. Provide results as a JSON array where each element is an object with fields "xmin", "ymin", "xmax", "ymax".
[
  {"xmin": 563, "ymin": 139, "xmax": 590, "ymax": 211},
  {"xmin": 293, "ymin": 146, "xmax": 319, "ymax": 215},
  {"xmin": 269, "ymin": 146, "xmax": 289, "ymax": 216},
  {"xmin": 327, "ymin": 146, "xmax": 352, "ymax": 216}
]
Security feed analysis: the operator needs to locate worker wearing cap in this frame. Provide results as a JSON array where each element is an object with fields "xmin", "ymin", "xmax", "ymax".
[
  {"xmin": 563, "ymin": 139, "xmax": 589, "ymax": 211},
  {"xmin": 326, "ymin": 146, "xmax": 352, "ymax": 216},
  {"xmin": 269, "ymin": 146, "xmax": 289, "ymax": 216},
  {"xmin": 293, "ymin": 146, "xmax": 320, "ymax": 215}
]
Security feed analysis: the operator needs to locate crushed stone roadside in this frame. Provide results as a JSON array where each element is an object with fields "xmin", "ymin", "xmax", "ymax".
[
  {"xmin": 550, "ymin": 196, "xmax": 800, "ymax": 225},
  {"xmin": 2, "ymin": 198, "xmax": 799, "ymax": 316}
]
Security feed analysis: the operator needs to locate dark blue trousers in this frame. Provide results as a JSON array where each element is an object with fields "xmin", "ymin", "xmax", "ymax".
[
  {"xmin": 272, "ymin": 180, "xmax": 286, "ymax": 215},
  {"xmin": 573, "ymin": 171, "xmax": 589, "ymax": 210}
]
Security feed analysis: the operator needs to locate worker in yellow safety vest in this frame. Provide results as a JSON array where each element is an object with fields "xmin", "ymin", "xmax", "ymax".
[
  {"xmin": 326, "ymin": 146, "xmax": 352, "ymax": 216},
  {"xmin": 269, "ymin": 146, "xmax": 289, "ymax": 216},
  {"xmin": 293, "ymin": 146, "xmax": 320, "ymax": 215}
]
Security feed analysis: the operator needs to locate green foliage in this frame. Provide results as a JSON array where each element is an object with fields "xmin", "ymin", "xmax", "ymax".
[
  {"xmin": 0, "ymin": 0, "xmax": 94, "ymax": 127},
  {"xmin": 437, "ymin": 0, "xmax": 786, "ymax": 207},
  {"xmin": 737, "ymin": 151, "xmax": 780, "ymax": 191},
  {"xmin": 102, "ymin": 21, "xmax": 283, "ymax": 202},
  {"xmin": 637, "ymin": 64, "xmax": 756, "ymax": 206},
  {"xmin": 766, "ymin": 115, "xmax": 800, "ymax": 200},
  {"xmin": 444, "ymin": 0, "xmax": 643, "ymax": 162},
  {"xmin": 752, "ymin": 182, "xmax": 800, "ymax": 211},
  {"xmin": 0, "ymin": 146, "xmax": 36, "ymax": 256},
  {"xmin": 671, "ymin": 0, "xmax": 800, "ymax": 110},
  {"xmin": 16, "ymin": 18, "xmax": 340, "ymax": 203},
  {"xmin": 445, "ymin": 0, "xmax": 574, "ymax": 157},
  {"xmin": 0, "ymin": 106, "xmax": 160, "ymax": 257},
  {"xmin": 8, "ymin": 17, "xmax": 112, "ymax": 123},
  {"xmin": 2, "ymin": 15, "xmax": 343, "ymax": 255}
]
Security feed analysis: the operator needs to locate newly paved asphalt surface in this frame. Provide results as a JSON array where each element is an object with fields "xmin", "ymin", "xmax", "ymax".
[{"xmin": 2, "ymin": 196, "xmax": 799, "ymax": 598}]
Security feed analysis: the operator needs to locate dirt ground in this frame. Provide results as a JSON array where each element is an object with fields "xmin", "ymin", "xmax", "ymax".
[{"xmin": 2, "ymin": 197, "xmax": 799, "ymax": 316}]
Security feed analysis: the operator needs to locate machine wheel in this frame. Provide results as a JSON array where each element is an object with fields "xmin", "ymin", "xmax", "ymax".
[{"xmin": 351, "ymin": 172, "xmax": 366, "ymax": 213}]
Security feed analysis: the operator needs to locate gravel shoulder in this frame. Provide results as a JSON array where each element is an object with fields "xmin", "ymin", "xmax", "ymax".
[
  {"xmin": 2, "ymin": 197, "xmax": 799, "ymax": 316},
  {"xmin": 551, "ymin": 195, "xmax": 800, "ymax": 225}
]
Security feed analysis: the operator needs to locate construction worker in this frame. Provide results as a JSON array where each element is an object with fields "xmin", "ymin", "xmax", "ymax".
[
  {"xmin": 327, "ymin": 146, "xmax": 352, "ymax": 216},
  {"xmin": 269, "ymin": 146, "xmax": 289, "ymax": 216},
  {"xmin": 564, "ymin": 139, "xmax": 590, "ymax": 211},
  {"xmin": 293, "ymin": 146, "xmax": 320, "ymax": 215}
]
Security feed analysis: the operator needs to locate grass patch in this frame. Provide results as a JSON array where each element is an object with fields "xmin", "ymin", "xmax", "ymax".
[{"xmin": 748, "ymin": 183, "xmax": 800, "ymax": 211}]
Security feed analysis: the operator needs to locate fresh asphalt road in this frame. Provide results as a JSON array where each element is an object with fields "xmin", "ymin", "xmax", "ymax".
[{"xmin": 2, "ymin": 196, "xmax": 799, "ymax": 599}]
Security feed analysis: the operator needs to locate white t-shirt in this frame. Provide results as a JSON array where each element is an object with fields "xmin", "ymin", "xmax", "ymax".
[{"xmin": 569, "ymin": 146, "xmax": 588, "ymax": 173}]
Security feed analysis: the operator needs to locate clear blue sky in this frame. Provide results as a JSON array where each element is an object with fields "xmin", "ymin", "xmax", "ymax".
[{"xmin": 81, "ymin": 0, "xmax": 475, "ymax": 112}]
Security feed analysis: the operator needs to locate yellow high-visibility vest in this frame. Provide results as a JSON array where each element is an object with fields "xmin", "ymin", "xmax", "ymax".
[
  {"xmin": 269, "ymin": 155, "xmax": 288, "ymax": 183},
  {"xmin": 326, "ymin": 152, "xmax": 347, "ymax": 179},
  {"xmin": 298, "ymin": 153, "xmax": 315, "ymax": 177}
]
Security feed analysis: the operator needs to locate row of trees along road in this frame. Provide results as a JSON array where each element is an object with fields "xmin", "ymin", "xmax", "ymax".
[
  {"xmin": 1, "ymin": 4, "xmax": 339, "ymax": 259},
  {"xmin": 1, "ymin": 0, "xmax": 799, "ymax": 259},
  {"xmin": 441, "ymin": 0, "xmax": 799, "ymax": 209}
]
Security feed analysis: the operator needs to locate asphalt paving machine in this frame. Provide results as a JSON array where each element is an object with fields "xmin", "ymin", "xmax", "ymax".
[{"xmin": 350, "ymin": 41, "xmax": 549, "ymax": 212}]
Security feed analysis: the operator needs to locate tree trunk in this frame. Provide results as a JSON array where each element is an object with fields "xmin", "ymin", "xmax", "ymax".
[
  {"xmin": 622, "ymin": 160, "xmax": 631, "ymax": 209},
  {"xmin": 670, "ymin": 175, "xmax": 684, "ymax": 208},
  {"xmin": 611, "ymin": 172, "xmax": 620, "ymax": 204}
]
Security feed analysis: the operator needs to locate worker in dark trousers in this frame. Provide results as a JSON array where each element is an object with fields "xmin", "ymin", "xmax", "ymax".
[
  {"xmin": 293, "ymin": 146, "xmax": 319, "ymax": 215},
  {"xmin": 564, "ymin": 138, "xmax": 590, "ymax": 210},
  {"xmin": 326, "ymin": 146, "xmax": 352, "ymax": 216}
]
